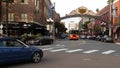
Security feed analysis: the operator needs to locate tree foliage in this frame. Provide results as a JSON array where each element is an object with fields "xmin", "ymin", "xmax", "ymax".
[
  {"xmin": 96, "ymin": 8, "xmax": 99, "ymax": 12},
  {"xmin": 82, "ymin": 21, "xmax": 90, "ymax": 29},
  {"xmin": 55, "ymin": 22, "xmax": 67, "ymax": 33},
  {"xmin": 107, "ymin": 0, "xmax": 114, "ymax": 3}
]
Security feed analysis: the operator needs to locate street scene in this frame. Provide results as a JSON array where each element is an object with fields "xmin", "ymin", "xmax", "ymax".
[
  {"xmin": 0, "ymin": 0, "xmax": 120, "ymax": 68},
  {"xmin": 3, "ymin": 39, "xmax": 120, "ymax": 68}
]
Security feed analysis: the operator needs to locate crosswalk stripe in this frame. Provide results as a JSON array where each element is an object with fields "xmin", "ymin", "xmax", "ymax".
[
  {"xmin": 83, "ymin": 50, "xmax": 99, "ymax": 53},
  {"xmin": 50, "ymin": 48, "xmax": 68, "ymax": 52},
  {"xmin": 66, "ymin": 49, "xmax": 83, "ymax": 53},
  {"xmin": 42, "ymin": 48, "xmax": 53, "ymax": 51},
  {"xmin": 42, "ymin": 47, "xmax": 116, "ymax": 55},
  {"xmin": 102, "ymin": 50, "xmax": 116, "ymax": 54}
]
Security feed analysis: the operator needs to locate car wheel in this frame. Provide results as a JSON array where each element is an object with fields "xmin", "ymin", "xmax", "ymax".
[{"xmin": 32, "ymin": 52, "xmax": 41, "ymax": 63}]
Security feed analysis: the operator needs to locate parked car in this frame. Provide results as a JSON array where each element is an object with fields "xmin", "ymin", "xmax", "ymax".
[
  {"xmin": 95, "ymin": 35, "xmax": 102, "ymax": 41},
  {"xmin": 101, "ymin": 35, "xmax": 108, "ymax": 42},
  {"xmin": 80, "ymin": 35, "xmax": 86, "ymax": 39},
  {"xmin": 29, "ymin": 36, "xmax": 54, "ymax": 45},
  {"xmin": 0, "ymin": 37, "xmax": 43, "ymax": 65},
  {"xmin": 91, "ymin": 35, "xmax": 96, "ymax": 40},
  {"xmin": 60, "ymin": 34, "xmax": 66, "ymax": 39},
  {"xmin": 86, "ymin": 35, "xmax": 92, "ymax": 39},
  {"xmin": 104, "ymin": 36, "xmax": 113, "ymax": 43}
]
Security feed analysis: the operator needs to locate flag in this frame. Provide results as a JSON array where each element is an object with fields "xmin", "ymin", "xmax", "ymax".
[
  {"xmin": 112, "ymin": 3, "xmax": 118, "ymax": 18},
  {"xmin": 50, "ymin": 3, "xmax": 55, "ymax": 18}
]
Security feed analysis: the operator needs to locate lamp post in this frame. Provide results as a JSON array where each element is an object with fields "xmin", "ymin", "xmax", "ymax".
[
  {"xmin": 47, "ymin": 18, "xmax": 55, "ymax": 40},
  {"xmin": 47, "ymin": 2, "xmax": 55, "ymax": 40},
  {"xmin": 108, "ymin": 0, "xmax": 114, "ymax": 37}
]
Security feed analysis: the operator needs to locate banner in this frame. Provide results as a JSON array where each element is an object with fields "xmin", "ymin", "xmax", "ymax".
[
  {"xmin": 50, "ymin": 3, "xmax": 55, "ymax": 18},
  {"xmin": 112, "ymin": 3, "xmax": 118, "ymax": 18}
]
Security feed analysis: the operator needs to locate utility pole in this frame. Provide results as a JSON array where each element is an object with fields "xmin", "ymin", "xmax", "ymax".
[
  {"xmin": 51, "ymin": 3, "xmax": 55, "ymax": 41},
  {"xmin": 108, "ymin": 0, "xmax": 113, "ymax": 37},
  {"xmin": 47, "ymin": 2, "xmax": 55, "ymax": 40}
]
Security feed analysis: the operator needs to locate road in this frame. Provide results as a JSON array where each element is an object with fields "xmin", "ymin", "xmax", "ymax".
[{"xmin": 3, "ymin": 39, "xmax": 120, "ymax": 68}]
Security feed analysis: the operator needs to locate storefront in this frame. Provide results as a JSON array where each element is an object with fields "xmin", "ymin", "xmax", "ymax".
[
  {"xmin": 1, "ymin": 22, "xmax": 47, "ymax": 36},
  {"xmin": 113, "ymin": 26, "xmax": 120, "ymax": 42}
]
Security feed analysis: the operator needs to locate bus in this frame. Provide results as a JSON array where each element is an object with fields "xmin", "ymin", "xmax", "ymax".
[{"xmin": 69, "ymin": 30, "xmax": 80, "ymax": 40}]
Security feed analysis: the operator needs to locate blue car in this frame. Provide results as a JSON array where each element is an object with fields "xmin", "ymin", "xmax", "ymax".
[{"xmin": 0, "ymin": 37, "xmax": 43, "ymax": 65}]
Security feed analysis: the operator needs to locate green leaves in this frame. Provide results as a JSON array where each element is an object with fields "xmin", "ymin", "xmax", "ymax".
[{"xmin": 108, "ymin": 0, "xmax": 114, "ymax": 3}]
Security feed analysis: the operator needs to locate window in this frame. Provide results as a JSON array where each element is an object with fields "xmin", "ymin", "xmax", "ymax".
[
  {"xmin": 21, "ymin": 14, "xmax": 28, "ymax": 22},
  {"xmin": 8, "ymin": 13, "xmax": 14, "ymax": 21},
  {"xmin": 21, "ymin": 0, "xmax": 28, "ymax": 4},
  {"xmin": 0, "ymin": 41, "xmax": 6, "ymax": 47},
  {"xmin": 6, "ymin": 40, "xmax": 23, "ymax": 47}
]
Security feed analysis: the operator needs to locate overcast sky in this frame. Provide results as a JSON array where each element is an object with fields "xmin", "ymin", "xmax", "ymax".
[{"xmin": 51, "ymin": 0, "xmax": 108, "ymax": 17}]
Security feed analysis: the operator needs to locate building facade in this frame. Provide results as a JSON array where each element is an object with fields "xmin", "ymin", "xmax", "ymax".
[
  {"xmin": 0, "ymin": 0, "xmax": 60, "ymax": 36},
  {"xmin": 95, "ymin": 0, "xmax": 120, "ymax": 43}
]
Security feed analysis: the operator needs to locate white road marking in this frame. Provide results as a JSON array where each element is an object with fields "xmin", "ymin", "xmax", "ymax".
[
  {"xmin": 56, "ymin": 44, "xmax": 65, "ymax": 46},
  {"xmin": 83, "ymin": 50, "xmax": 99, "ymax": 53},
  {"xmin": 42, "ymin": 48, "xmax": 54, "ymax": 51},
  {"xmin": 102, "ymin": 50, "xmax": 116, "ymax": 54},
  {"xmin": 40, "ymin": 45, "xmax": 51, "ymax": 47},
  {"xmin": 66, "ymin": 49, "xmax": 83, "ymax": 53},
  {"xmin": 50, "ymin": 48, "xmax": 68, "ymax": 52}
]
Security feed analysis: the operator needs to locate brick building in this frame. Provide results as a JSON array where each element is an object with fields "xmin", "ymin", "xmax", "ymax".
[
  {"xmin": 0, "ymin": 0, "xmax": 60, "ymax": 36},
  {"xmin": 95, "ymin": 0, "xmax": 120, "ymax": 43}
]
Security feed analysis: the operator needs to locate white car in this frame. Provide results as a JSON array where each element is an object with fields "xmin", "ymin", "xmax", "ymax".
[
  {"xmin": 86, "ymin": 35, "xmax": 92, "ymax": 39},
  {"xmin": 80, "ymin": 35, "xmax": 86, "ymax": 39}
]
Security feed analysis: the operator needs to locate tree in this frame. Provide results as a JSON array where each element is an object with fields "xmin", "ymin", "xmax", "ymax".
[
  {"xmin": 82, "ymin": 21, "xmax": 90, "ymax": 29},
  {"xmin": 96, "ymin": 8, "xmax": 99, "ymax": 12},
  {"xmin": 55, "ymin": 22, "xmax": 67, "ymax": 33},
  {"xmin": 107, "ymin": 0, "xmax": 114, "ymax": 3}
]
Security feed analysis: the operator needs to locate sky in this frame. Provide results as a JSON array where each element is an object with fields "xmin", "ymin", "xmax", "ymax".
[
  {"xmin": 51, "ymin": 0, "xmax": 108, "ymax": 17},
  {"xmin": 50, "ymin": 0, "xmax": 109, "ymax": 30}
]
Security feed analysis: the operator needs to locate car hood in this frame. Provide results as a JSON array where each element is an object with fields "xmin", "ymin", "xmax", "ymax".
[{"xmin": 29, "ymin": 46, "xmax": 42, "ymax": 51}]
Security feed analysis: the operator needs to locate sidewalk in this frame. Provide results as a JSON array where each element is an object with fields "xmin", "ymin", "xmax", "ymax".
[
  {"xmin": 114, "ymin": 39, "xmax": 120, "ymax": 45},
  {"xmin": 115, "ymin": 43, "xmax": 120, "ymax": 45}
]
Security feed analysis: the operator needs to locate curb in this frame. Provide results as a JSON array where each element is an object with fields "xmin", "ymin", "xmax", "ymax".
[{"xmin": 115, "ymin": 43, "xmax": 120, "ymax": 45}]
